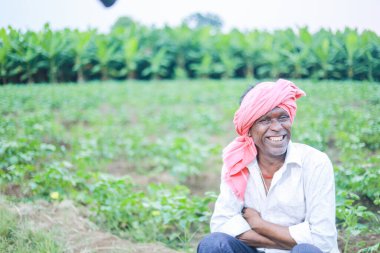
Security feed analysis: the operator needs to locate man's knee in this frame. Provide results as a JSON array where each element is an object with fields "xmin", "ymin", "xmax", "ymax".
[
  {"xmin": 291, "ymin": 243, "xmax": 323, "ymax": 253},
  {"xmin": 197, "ymin": 232, "xmax": 237, "ymax": 253}
]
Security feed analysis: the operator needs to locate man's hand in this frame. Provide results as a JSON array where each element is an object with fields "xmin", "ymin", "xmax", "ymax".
[
  {"xmin": 241, "ymin": 207, "xmax": 297, "ymax": 249},
  {"xmin": 242, "ymin": 207, "xmax": 262, "ymax": 230}
]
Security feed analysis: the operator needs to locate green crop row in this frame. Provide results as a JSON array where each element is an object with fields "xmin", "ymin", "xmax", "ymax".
[
  {"xmin": 1, "ymin": 19, "xmax": 380, "ymax": 84},
  {"xmin": 0, "ymin": 80, "xmax": 379, "ymax": 251},
  {"xmin": 0, "ymin": 138, "xmax": 216, "ymax": 249}
]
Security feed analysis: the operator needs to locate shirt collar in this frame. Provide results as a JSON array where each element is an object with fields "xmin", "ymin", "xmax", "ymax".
[{"xmin": 284, "ymin": 141, "xmax": 302, "ymax": 167}]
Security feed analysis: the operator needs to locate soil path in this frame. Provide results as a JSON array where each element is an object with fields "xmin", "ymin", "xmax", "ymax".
[{"xmin": 7, "ymin": 200, "xmax": 179, "ymax": 253}]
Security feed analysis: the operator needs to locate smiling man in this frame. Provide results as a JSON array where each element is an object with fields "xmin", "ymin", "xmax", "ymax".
[{"xmin": 197, "ymin": 79, "xmax": 339, "ymax": 253}]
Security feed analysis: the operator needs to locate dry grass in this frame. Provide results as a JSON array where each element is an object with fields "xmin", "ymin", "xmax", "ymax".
[{"xmin": 1, "ymin": 199, "xmax": 179, "ymax": 253}]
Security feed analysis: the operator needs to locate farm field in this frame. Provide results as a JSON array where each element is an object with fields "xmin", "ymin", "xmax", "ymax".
[{"xmin": 0, "ymin": 79, "xmax": 379, "ymax": 252}]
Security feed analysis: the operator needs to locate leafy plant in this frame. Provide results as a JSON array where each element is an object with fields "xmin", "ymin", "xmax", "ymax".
[{"xmin": 336, "ymin": 191, "xmax": 379, "ymax": 253}]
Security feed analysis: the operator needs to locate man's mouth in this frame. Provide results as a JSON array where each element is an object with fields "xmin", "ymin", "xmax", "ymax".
[{"xmin": 267, "ymin": 135, "xmax": 286, "ymax": 142}]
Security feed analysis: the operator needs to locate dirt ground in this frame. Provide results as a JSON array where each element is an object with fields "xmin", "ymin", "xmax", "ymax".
[
  {"xmin": 107, "ymin": 159, "xmax": 221, "ymax": 195},
  {"xmin": 5, "ymin": 200, "xmax": 179, "ymax": 253}
]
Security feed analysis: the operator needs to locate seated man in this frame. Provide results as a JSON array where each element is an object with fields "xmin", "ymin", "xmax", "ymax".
[{"xmin": 198, "ymin": 79, "xmax": 339, "ymax": 253}]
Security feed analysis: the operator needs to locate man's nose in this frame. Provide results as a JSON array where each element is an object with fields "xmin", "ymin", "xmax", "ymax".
[{"xmin": 269, "ymin": 119, "xmax": 283, "ymax": 131}]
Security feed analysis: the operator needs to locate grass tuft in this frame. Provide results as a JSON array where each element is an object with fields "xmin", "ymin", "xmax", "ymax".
[{"xmin": 0, "ymin": 205, "xmax": 63, "ymax": 253}]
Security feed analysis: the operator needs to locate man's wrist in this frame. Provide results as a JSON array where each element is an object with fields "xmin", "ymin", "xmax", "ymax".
[{"xmin": 251, "ymin": 218, "xmax": 265, "ymax": 233}]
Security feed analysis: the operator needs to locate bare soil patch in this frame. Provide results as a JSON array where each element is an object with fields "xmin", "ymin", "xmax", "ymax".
[
  {"xmin": 107, "ymin": 159, "xmax": 220, "ymax": 196},
  {"xmin": 108, "ymin": 160, "xmax": 176, "ymax": 186},
  {"xmin": 338, "ymin": 233, "xmax": 380, "ymax": 252},
  {"xmin": 185, "ymin": 172, "xmax": 220, "ymax": 196}
]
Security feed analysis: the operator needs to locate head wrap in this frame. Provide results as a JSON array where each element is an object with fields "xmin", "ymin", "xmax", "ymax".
[{"xmin": 222, "ymin": 79, "xmax": 305, "ymax": 201}]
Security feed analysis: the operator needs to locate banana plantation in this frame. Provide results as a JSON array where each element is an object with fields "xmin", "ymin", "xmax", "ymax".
[{"xmin": 0, "ymin": 19, "xmax": 380, "ymax": 84}]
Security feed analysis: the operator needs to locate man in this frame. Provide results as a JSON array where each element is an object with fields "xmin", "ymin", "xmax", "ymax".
[{"xmin": 198, "ymin": 79, "xmax": 339, "ymax": 253}]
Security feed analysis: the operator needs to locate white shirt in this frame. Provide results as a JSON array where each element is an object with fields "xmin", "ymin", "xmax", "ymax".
[{"xmin": 210, "ymin": 142, "xmax": 339, "ymax": 253}]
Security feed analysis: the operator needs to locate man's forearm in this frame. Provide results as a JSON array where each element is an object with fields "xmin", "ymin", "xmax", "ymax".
[
  {"xmin": 237, "ymin": 229, "xmax": 284, "ymax": 249},
  {"xmin": 243, "ymin": 208, "xmax": 297, "ymax": 249},
  {"xmin": 253, "ymin": 219, "xmax": 296, "ymax": 249}
]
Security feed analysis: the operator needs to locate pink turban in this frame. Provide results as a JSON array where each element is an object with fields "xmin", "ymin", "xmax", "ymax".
[{"xmin": 222, "ymin": 79, "xmax": 305, "ymax": 201}]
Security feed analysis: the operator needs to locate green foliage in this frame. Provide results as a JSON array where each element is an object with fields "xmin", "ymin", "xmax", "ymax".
[
  {"xmin": 336, "ymin": 191, "xmax": 379, "ymax": 253},
  {"xmin": 358, "ymin": 243, "xmax": 380, "ymax": 253},
  {"xmin": 88, "ymin": 176, "xmax": 215, "ymax": 248},
  {"xmin": 0, "ymin": 80, "xmax": 379, "ymax": 251},
  {"xmin": 1, "ymin": 20, "xmax": 380, "ymax": 84}
]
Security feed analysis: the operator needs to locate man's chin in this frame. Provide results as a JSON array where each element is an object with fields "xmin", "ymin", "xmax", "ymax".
[{"xmin": 264, "ymin": 144, "xmax": 288, "ymax": 157}]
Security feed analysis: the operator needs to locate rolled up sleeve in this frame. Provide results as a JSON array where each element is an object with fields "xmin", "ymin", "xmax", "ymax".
[
  {"xmin": 289, "ymin": 221, "xmax": 313, "ymax": 244},
  {"xmin": 214, "ymin": 213, "xmax": 252, "ymax": 237}
]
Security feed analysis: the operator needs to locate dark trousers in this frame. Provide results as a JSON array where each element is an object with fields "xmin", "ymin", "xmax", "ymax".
[{"xmin": 197, "ymin": 232, "xmax": 323, "ymax": 253}]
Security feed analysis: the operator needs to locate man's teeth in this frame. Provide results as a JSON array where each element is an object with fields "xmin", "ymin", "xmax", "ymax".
[{"xmin": 269, "ymin": 136, "xmax": 284, "ymax": 141}]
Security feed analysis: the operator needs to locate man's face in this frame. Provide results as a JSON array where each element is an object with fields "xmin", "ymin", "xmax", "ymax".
[{"xmin": 249, "ymin": 107, "xmax": 292, "ymax": 159}]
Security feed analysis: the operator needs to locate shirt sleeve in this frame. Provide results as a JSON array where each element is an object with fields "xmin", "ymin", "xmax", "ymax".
[
  {"xmin": 289, "ymin": 221, "xmax": 313, "ymax": 243},
  {"xmin": 290, "ymin": 153, "xmax": 338, "ymax": 253},
  {"xmin": 210, "ymin": 166, "xmax": 251, "ymax": 237}
]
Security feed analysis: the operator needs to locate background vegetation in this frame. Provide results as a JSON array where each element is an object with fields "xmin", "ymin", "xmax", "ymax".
[
  {"xmin": 1, "ymin": 16, "xmax": 380, "ymax": 84},
  {"xmin": 1, "ymin": 13, "xmax": 380, "ymax": 252},
  {"xmin": 0, "ymin": 80, "xmax": 379, "ymax": 252}
]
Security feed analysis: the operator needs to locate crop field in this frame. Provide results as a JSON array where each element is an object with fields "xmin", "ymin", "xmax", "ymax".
[{"xmin": 0, "ymin": 79, "xmax": 379, "ymax": 252}]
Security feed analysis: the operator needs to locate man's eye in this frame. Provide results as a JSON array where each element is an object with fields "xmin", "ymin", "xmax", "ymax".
[
  {"xmin": 258, "ymin": 119, "xmax": 271, "ymax": 124},
  {"xmin": 279, "ymin": 116, "xmax": 290, "ymax": 122}
]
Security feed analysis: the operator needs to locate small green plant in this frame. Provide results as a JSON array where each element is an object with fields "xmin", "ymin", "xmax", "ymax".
[
  {"xmin": 358, "ymin": 243, "xmax": 380, "ymax": 253},
  {"xmin": 336, "ymin": 191, "xmax": 379, "ymax": 253}
]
